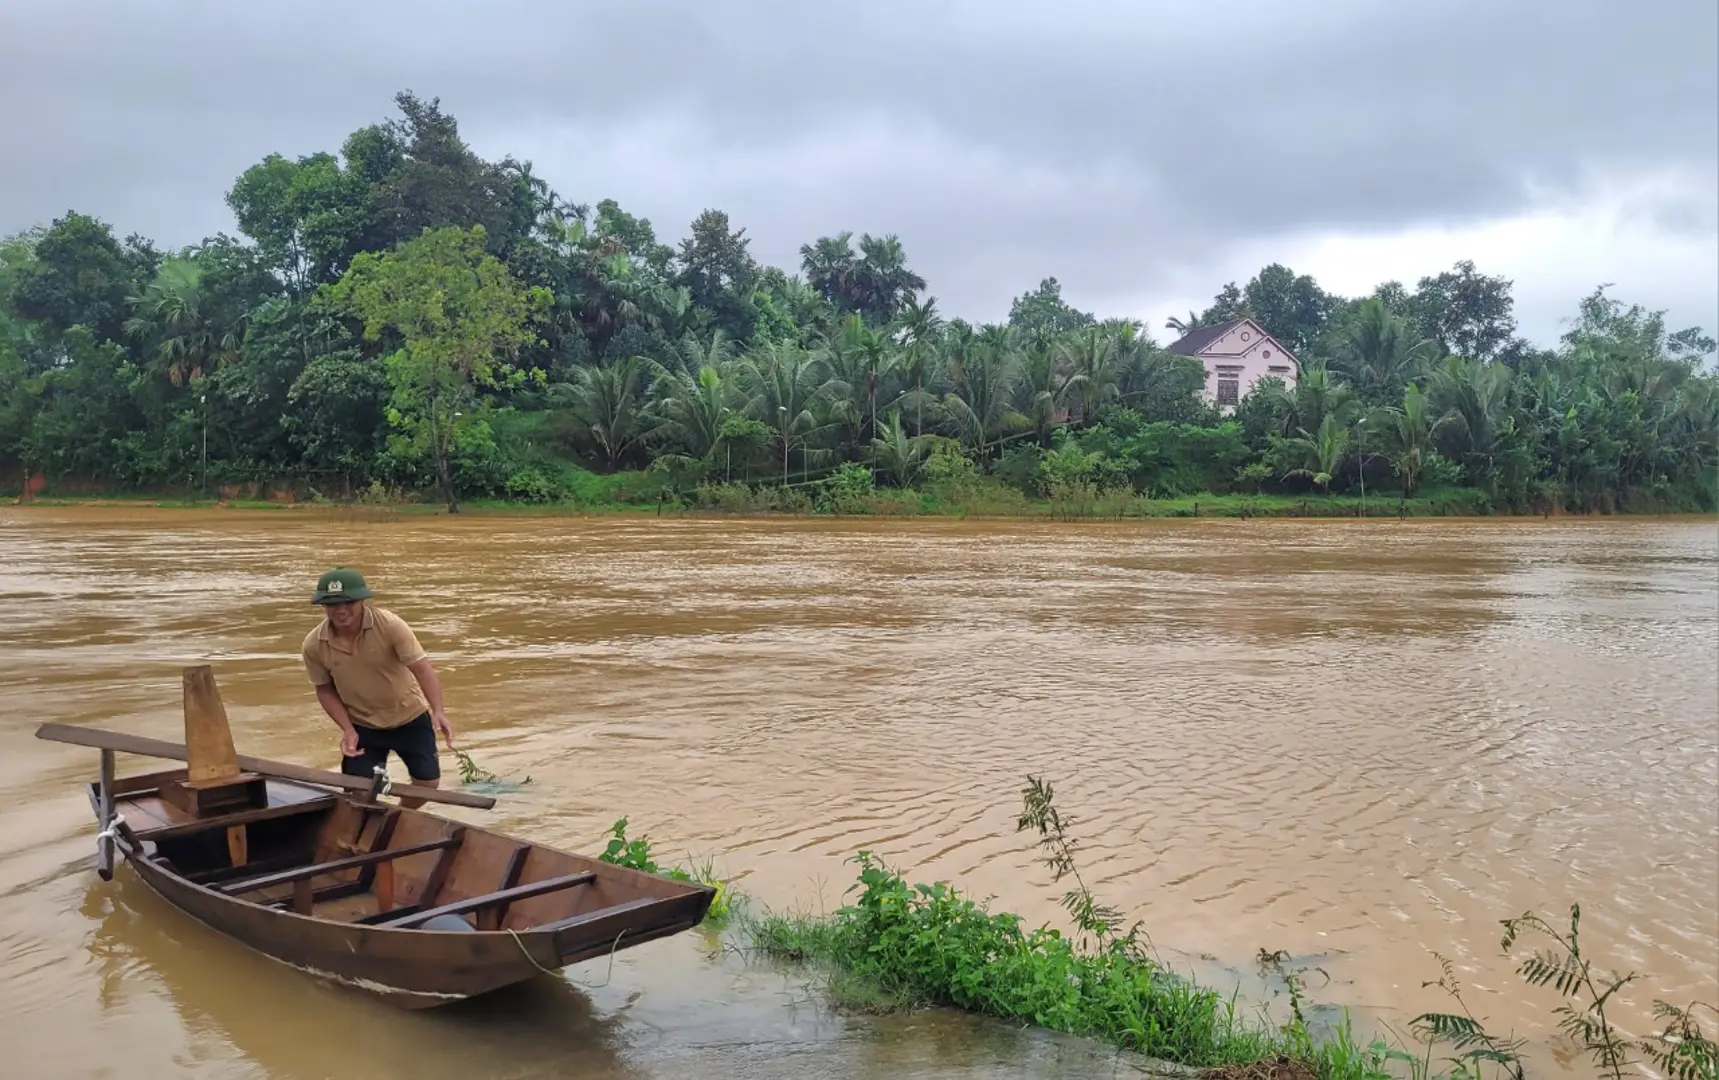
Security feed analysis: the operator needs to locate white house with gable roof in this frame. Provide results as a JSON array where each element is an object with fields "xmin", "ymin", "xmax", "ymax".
[{"xmin": 1165, "ymin": 317, "xmax": 1298, "ymax": 413}]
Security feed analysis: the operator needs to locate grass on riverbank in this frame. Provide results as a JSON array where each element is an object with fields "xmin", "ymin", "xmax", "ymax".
[
  {"xmin": 7, "ymin": 481, "xmax": 1585, "ymax": 521},
  {"xmin": 734, "ymin": 777, "xmax": 1719, "ymax": 1080}
]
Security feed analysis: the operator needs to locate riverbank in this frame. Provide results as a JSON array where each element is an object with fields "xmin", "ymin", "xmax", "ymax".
[{"xmin": 7, "ymin": 483, "xmax": 1707, "ymax": 520}]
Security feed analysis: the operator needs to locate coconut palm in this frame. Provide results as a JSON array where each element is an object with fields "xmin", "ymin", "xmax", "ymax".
[
  {"xmin": 1330, "ymin": 298, "xmax": 1441, "ymax": 405},
  {"xmin": 739, "ymin": 340, "xmax": 841, "ymax": 483},
  {"xmin": 943, "ymin": 324, "xmax": 1027, "ymax": 459},
  {"xmin": 557, "ymin": 355, "xmax": 650, "ymax": 468},
  {"xmin": 124, "ymin": 257, "xmax": 241, "ymax": 387},
  {"xmin": 870, "ymin": 411, "xmax": 931, "ymax": 487},
  {"xmin": 1281, "ymin": 413, "xmax": 1353, "ymax": 493},
  {"xmin": 648, "ymin": 360, "xmax": 740, "ymax": 461},
  {"xmin": 1057, "ymin": 326, "xmax": 1121, "ymax": 425},
  {"xmin": 1367, "ymin": 383, "xmax": 1436, "ymax": 498},
  {"xmin": 890, "ymin": 295, "xmax": 943, "ymax": 435}
]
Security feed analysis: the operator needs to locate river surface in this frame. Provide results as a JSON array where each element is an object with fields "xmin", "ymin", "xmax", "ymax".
[{"xmin": 1, "ymin": 508, "xmax": 1715, "ymax": 1080}]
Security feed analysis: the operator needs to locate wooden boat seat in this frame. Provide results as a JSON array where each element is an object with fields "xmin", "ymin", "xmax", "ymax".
[
  {"xmin": 377, "ymin": 871, "xmax": 597, "ymax": 929},
  {"xmin": 215, "ymin": 836, "xmax": 463, "ymax": 895}
]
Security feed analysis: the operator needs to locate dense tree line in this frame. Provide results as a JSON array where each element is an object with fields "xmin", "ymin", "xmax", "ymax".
[{"xmin": 2, "ymin": 92, "xmax": 1714, "ymax": 513}]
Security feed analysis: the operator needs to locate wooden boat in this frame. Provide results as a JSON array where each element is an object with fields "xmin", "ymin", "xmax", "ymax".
[{"xmin": 36, "ymin": 666, "xmax": 716, "ymax": 1009}]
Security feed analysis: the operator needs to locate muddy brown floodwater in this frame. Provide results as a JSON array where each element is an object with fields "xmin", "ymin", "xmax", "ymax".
[{"xmin": 1, "ymin": 509, "xmax": 1715, "ymax": 1080}]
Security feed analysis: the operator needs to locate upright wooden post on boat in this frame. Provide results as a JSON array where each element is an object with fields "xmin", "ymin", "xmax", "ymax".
[
  {"xmin": 96, "ymin": 748, "xmax": 116, "ymax": 880},
  {"xmin": 156, "ymin": 665, "xmax": 270, "ymax": 867},
  {"xmin": 183, "ymin": 664, "xmax": 241, "ymax": 784}
]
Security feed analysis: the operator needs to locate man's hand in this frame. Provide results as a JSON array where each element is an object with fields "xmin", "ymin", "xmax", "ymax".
[
  {"xmin": 432, "ymin": 711, "xmax": 456, "ymax": 750},
  {"xmin": 339, "ymin": 727, "xmax": 362, "ymax": 757}
]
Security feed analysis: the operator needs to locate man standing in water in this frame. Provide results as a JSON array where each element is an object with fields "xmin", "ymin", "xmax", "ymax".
[{"xmin": 301, "ymin": 568, "xmax": 454, "ymax": 807}]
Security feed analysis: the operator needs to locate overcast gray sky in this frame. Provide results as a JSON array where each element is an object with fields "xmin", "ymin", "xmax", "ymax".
[{"xmin": 2, "ymin": 0, "xmax": 1715, "ymax": 349}]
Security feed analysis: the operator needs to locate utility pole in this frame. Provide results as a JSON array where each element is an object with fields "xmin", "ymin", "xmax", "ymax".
[
  {"xmin": 200, "ymin": 393, "xmax": 208, "ymax": 498},
  {"xmin": 1356, "ymin": 417, "xmax": 1366, "ymax": 519}
]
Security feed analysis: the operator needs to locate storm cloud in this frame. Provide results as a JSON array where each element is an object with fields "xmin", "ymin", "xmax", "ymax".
[{"xmin": 3, "ymin": 0, "xmax": 1715, "ymax": 343}]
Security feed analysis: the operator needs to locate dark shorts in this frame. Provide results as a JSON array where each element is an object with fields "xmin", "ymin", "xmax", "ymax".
[{"xmin": 342, "ymin": 712, "xmax": 440, "ymax": 782}]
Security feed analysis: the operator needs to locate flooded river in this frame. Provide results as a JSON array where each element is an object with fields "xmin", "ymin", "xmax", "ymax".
[{"xmin": 2, "ymin": 508, "xmax": 1715, "ymax": 1080}]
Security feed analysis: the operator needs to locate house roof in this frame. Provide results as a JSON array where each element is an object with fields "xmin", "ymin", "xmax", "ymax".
[{"xmin": 1165, "ymin": 318, "xmax": 1245, "ymax": 357}]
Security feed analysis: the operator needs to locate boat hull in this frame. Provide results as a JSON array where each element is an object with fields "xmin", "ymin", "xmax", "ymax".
[{"xmin": 91, "ymin": 778, "xmax": 714, "ymax": 1009}]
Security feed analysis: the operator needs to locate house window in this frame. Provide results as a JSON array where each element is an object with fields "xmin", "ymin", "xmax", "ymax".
[
  {"xmin": 1262, "ymin": 348, "xmax": 1271, "ymax": 358},
  {"xmin": 1268, "ymin": 365, "xmax": 1289, "ymax": 375},
  {"xmin": 1216, "ymin": 376, "xmax": 1240, "ymax": 406}
]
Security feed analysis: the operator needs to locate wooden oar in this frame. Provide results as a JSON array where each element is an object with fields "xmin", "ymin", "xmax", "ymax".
[{"xmin": 34, "ymin": 722, "xmax": 497, "ymax": 811}]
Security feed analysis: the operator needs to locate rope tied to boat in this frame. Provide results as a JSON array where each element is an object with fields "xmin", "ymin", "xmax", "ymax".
[{"xmin": 507, "ymin": 927, "xmax": 630, "ymax": 990}]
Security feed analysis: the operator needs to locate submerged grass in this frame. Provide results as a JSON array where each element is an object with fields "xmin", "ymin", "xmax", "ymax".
[
  {"xmin": 736, "ymin": 777, "xmax": 1718, "ymax": 1080},
  {"xmin": 739, "ymin": 849, "xmax": 1374, "ymax": 1077},
  {"xmin": 594, "ymin": 817, "xmax": 734, "ymax": 931}
]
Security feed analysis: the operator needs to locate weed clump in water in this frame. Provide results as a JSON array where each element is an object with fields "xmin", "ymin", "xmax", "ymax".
[
  {"xmin": 742, "ymin": 776, "xmax": 1337, "ymax": 1072},
  {"xmin": 740, "ymin": 776, "xmax": 1719, "ymax": 1080},
  {"xmin": 596, "ymin": 817, "xmax": 733, "ymax": 929}
]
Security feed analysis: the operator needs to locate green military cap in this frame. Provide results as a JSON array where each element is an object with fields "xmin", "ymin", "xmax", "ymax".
[{"xmin": 312, "ymin": 567, "xmax": 375, "ymax": 604}]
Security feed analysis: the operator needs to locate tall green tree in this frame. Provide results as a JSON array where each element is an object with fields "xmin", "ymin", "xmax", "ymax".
[
  {"xmin": 8, "ymin": 212, "xmax": 157, "ymax": 343},
  {"xmin": 1008, "ymin": 277, "xmax": 1096, "ymax": 338},
  {"xmin": 328, "ymin": 225, "xmax": 548, "ymax": 512}
]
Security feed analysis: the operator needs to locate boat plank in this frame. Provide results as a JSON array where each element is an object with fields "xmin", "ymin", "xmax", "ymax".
[
  {"xmin": 379, "ymin": 872, "xmax": 597, "ymax": 929},
  {"xmin": 217, "ymin": 836, "xmax": 464, "ymax": 895},
  {"xmin": 117, "ymin": 796, "xmax": 175, "ymax": 833},
  {"xmin": 36, "ymin": 722, "xmax": 496, "ymax": 810},
  {"xmin": 132, "ymin": 794, "xmax": 338, "ymax": 842},
  {"xmin": 479, "ymin": 846, "xmax": 532, "ymax": 931}
]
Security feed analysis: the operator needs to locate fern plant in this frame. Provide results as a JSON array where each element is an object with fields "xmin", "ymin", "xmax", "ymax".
[
  {"xmin": 1501, "ymin": 904, "xmax": 1636, "ymax": 1080},
  {"xmin": 1410, "ymin": 952, "xmax": 1526, "ymax": 1080},
  {"xmin": 1638, "ymin": 1001, "xmax": 1719, "ymax": 1080}
]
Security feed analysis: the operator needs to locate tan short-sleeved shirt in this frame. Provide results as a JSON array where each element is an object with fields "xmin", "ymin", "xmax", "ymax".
[{"xmin": 301, "ymin": 605, "xmax": 431, "ymax": 730}]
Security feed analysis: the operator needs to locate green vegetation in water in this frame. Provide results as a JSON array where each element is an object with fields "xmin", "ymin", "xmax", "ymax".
[
  {"xmin": 594, "ymin": 817, "xmax": 733, "ymax": 930},
  {"xmin": 449, "ymin": 748, "xmax": 533, "ymax": 794},
  {"xmin": 739, "ymin": 776, "xmax": 1718, "ymax": 1080},
  {"xmin": 3, "ymin": 94, "xmax": 1715, "ymax": 519}
]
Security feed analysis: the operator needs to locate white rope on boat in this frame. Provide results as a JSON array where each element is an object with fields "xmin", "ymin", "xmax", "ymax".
[{"xmin": 508, "ymin": 927, "xmax": 630, "ymax": 990}]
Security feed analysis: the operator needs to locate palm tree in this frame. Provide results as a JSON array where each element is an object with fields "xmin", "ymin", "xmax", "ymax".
[
  {"xmin": 1331, "ymin": 298, "xmax": 1440, "ymax": 405},
  {"xmin": 890, "ymin": 295, "xmax": 943, "ymax": 435},
  {"xmin": 1367, "ymin": 383, "xmax": 1435, "ymax": 498},
  {"xmin": 870, "ymin": 411, "xmax": 930, "ymax": 487},
  {"xmin": 648, "ymin": 360, "xmax": 739, "ymax": 461},
  {"xmin": 799, "ymin": 233, "xmax": 859, "ymax": 311},
  {"xmin": 853, "ymin": 233, "xmax": 927, "ymax": 322},
  {"xmin": 1164, "ymin": 310, "xmax": 1208, "ymax": 337},
  {"xmin": 557, "ymin": 355, "xmax": 650, "ymax": 468},
  {"xmin": 124, "ymin": 257, "xmax": 241, "ymax": 387},
  {"xmin": 1014, "ymin": 330, "xmax": 1065, "ymax": 445},
  {"xmin": 943, "ymin": 325, "xmax": 1027, "ymax": 459},
  {"xmin": 1281, "ymin": 413, "xmax": 1353, "ymax": 493},
  {"xmin": 1267, "ymin": 360, "xmax": 1358, "ymax": 438},
  {"xmin": 1426, "ymin": 354, "xmax": 1514, "ymax": 485},
  {"xmin": 1057, "ymin": 326, "xmax": 1121, "ymax": 425},
  {"xmin": 739, "ymin": 341, "xmax": 841, "ymax": 483},
  {"xmin": 672, "ymin": 327, "xmax": 736, "ymax": 377}
]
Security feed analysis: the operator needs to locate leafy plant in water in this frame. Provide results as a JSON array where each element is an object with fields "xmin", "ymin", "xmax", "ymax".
[
  {"xmin": 450, "ymin": 748, "xmax": 530, "ymax": 792},
  {"xmin": 1016, "ymin": 774, "xmax": 1131, "ymax": 952},
  {"xmin": 597, "ymin": 817, "xmax": 731, "ymax": 927},
  {"xmin": 453, "ymin": 748, "xmax": 497, "ymax": 785},
  {"xmin": 1502, "ymin": 904, "xmax": 1635, "ymax": 1080},
  {"xmin": 1408, "ymin": 953, "xmax": 1527, "ymax": 1080},
  {"xmin": 1638, "ymin": 1001, "xmax": 1719, "ymax": 1080},
  {"xmin": 1402, "ymin": 904, "xmax": 1717, "ymax": 1080}
]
